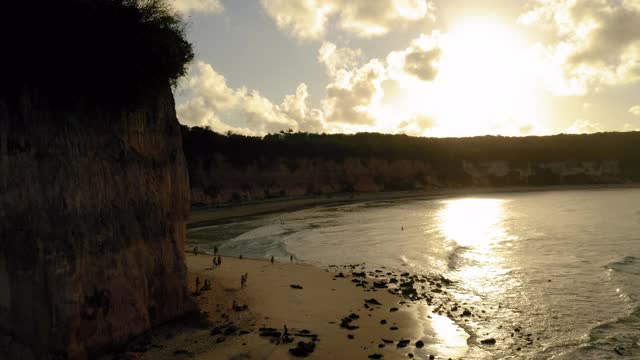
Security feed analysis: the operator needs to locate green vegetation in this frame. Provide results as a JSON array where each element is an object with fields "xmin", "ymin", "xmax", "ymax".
[
  {"xmin": 2, "ymin": 0, "xmax": 193, "ymax": 103},
  {"xmin": 182, "ymin": 126, "xmax": 640, "ymax": 190},
  {"xmin": 182, "ymin": 125, "xmax": 640, "ymax": 164}
]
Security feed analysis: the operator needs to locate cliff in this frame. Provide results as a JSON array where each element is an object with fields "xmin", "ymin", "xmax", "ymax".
[
  {"xmin": 183, "ymin": 128, "xmax": 640, "ymax": 206},
  {"xmin": 189, "ymin": 156, "xmax": 627, "ymax": 205},
  {"xmin": 0, "ymin": 86, "xmax": 191, "ymax": 359}
]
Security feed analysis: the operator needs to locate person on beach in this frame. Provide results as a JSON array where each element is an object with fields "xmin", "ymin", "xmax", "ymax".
[
  {"xmin": 218, "ymin": 256, "xmax": 222, "ymax": 266},
  {"xmin": 193, "ymin": 246, "xmax": 199, "ymax": 255},
  {"xmin": 283, "ymin": 324, "xmax": 288, "ymax": 337},
  {"xmin": 214, "ymin": 245, "xmax": 218, "ymax": 256},
  {"xmin": 212, "ymin": 256, "xmax": 216, "ymax": 269},
  {"xmin": 239, "ymin": 254, "xmax": 243, "ymax": 260},
  {"xmin": 244, "ymin": 272, "xmax": 248, "ymax": 287},
  {"xmin": 201, "ymin": 279, "xmax": 210, "ymax": 291},
  {"xmin": 240, "ymin": 274, "xmax": 245, "ymax": 288},
  {"xmin": 270, "ymin": 256, "xmax": 274, "ymax": 264},
  {"xmin": 290, "ymin": 255, "xmax": 293, "ymax": 264}
]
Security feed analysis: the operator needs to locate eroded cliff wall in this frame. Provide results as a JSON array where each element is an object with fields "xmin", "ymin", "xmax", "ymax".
[
  {"xmin": 0, "ymin": 87, "xmax": 191, "ymax": 359},
  {"xmin": 189, "ymin": 155, "xmax": 626, "ymax": 205}
]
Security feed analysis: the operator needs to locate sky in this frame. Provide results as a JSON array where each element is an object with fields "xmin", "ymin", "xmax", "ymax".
[{"xmin": 172, "ymin": 0, "xmax": 640, "ymax": 137}]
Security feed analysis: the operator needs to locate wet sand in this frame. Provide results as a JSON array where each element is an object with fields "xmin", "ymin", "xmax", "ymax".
[{"xmin": 127, "ymin": 255, "xmax": 469, "ymax": 360}]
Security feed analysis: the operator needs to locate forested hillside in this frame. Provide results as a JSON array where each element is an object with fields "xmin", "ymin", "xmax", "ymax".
[{"xmin": 182, "ymin": 126, "xmax": 640, "ymax": 205}]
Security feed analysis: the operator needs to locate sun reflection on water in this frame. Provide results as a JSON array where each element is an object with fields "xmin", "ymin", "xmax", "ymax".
[
  {"xmin": 430, "ymin": 313, "xmax": 470, "ymax": 355},
  {"xmin": 436, "ymin": 198, "xmax": 517, "ymax": 298},
  {"xmin": 438, "ymin": 198, "xmax": 508, "ymax": 248}
]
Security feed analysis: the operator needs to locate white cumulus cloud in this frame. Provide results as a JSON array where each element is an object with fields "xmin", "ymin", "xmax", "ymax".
[
  {"xmin": 563, "ymin": 119, "xmax": 603, "ymax": 134},
  {"xmin": 520, "ymin": 0, "xmax": 640, "ymax": 93},
  {"xmin": 177, "ymin": 62, "xmax": 326, "ymax": 134},
  {"xmin": 260, "ymin": 0, "xmax": 434, "ymax": 40}
]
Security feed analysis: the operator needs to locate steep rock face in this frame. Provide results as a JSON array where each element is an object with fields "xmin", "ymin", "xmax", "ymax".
[
  {"xmin": 190, "ymin": 155, "xmax": 625, "ymax": 206},
  {"xmin": 0, "ymin": 87, "xmax": 190, "ymax": 359},
  {"xmin": 190, "ymin": 156, "xmax": 439, "ymax": 205}
]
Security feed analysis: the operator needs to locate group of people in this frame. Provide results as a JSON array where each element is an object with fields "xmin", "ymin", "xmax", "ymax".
[
  {"xmin": 194, "ymin": 276, "xmax": 212, "ymax": 293},
  {"xmin": 212, "ymin": 255, "xmax": 222, "ymax": 268}
]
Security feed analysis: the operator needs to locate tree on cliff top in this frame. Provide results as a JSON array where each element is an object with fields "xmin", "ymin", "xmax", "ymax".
[{"xmin": 1, "ymin": 0, "xmax": 193, "ymax": 103}]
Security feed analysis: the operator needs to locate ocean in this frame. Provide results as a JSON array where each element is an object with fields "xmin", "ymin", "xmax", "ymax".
[{"xmin": 187, "ymin": 188, "xmax": 640, "ymax": 359}]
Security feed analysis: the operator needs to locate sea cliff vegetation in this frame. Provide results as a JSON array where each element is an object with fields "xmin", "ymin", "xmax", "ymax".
[
  {"xmin": 182, "ymin": 126, "xmax": 640, "ymax": 170},
  {"xmin": 182, "ymin": 126, "xmax": 640, "ymax": 205},
  {"xmin": 1, "ymin": 0, "xmax": 193, "ymax": 103}
]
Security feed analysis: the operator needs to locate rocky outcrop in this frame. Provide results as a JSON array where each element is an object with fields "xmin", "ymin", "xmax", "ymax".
[
  {"xmin": 0, "ymin": 86, "xmax": 191, "ymax": 359},
  {"xmin": 189, "ymin": 155, "xmax": 626, "ymax": 206}
]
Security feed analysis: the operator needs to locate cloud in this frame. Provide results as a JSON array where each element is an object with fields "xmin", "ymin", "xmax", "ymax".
[
  {"xmin": 173, "ymin": 0, "xmax": 223, "ymax": 14},
  {"xmin": 397, "ymin": 114, "xmax": 434, "ymax": 136},
  {"xmin": 563, "ymin": 119, "xmax": 603, "ymax": 134},
  {"xmin": 630, "ymin": 105, "xmax": 640, "ymax": 116},
  {"xmin": 177, "ymin": 62, "xmax": 326, "ymax": 134},
  {"xmin": 397, "ymin": 32, "xmax": 442, "ymax": 81},
  {"xmin": 520, "ymin": 0, "xmax": 640, "ymax": 93},
  {"xmin": 318, "ymin": 42, "xmax": 364, "ymax": 76},
  {"xmin": 260, "ymin": 0, "xmax": 434, "ymax": 40},
  {"xmin": 322, "ymin": 59, "xmax": 387, "ymax": 125},
  {"xmin": 280, "ymin": 83, "xmax": 327, "ymax": 132}
]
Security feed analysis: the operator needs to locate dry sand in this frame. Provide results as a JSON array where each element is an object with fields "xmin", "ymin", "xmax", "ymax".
[{"xmin": 130, "ymin": 255, "xmax": 469, "ymax": 360}]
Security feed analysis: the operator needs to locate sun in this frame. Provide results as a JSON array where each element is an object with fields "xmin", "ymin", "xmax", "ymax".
[
  {"xmin": 426, "ymin": 18, "xmax": 545, "ymax": 136},
  {"xmin": 430, "ymin": 18, "xmax": 543, "ymax": 136}
]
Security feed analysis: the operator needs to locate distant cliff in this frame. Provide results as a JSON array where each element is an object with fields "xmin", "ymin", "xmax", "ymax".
[
  {"xmin": 183, "ymin": 127, "xmax": 640, "ymax": 205},
  {"xmin": 0, "ymin": 87, "xmax": 191, "ymax": 358}
]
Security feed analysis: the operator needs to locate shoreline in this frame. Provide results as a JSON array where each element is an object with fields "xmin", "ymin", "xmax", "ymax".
[
  {"xmin": 129, "ymin": 255, "xmax": 473, "ymax": 360},
  {"xmin": 188, "ymin": 183, "xmax": 640, "ymax": 228},
  {"xmin": 121, "ymin": 184, "xmax": 640, "ymax": 359}
]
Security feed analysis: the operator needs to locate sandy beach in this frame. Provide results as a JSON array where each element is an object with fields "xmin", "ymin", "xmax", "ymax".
[
  {"xmin": 122, "ymin": 254, "xmax": 471, "ymax": 360},
  {"xmin": 113, "ymin": 185, "xmax": 640, "ymax": 360}
]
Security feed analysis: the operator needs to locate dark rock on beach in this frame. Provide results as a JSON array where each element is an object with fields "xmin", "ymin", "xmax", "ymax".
[
  {"xmin": 366, "ymin": 298, "xmax": 383, "ymax": 305},
  {"xmin": 289, "ymin": 341, "xmax": 316, "ymax": 357},
  {"xmin": 259, "ymin": 328, "xmax": 282, "ymax": 338},
  {"xmin": 397, "ymin": 339, "xmax": 410, "ymax": 348},
  {"xmin": 339, "ymin": 316, "xmax": 360, "ymax": 330}
]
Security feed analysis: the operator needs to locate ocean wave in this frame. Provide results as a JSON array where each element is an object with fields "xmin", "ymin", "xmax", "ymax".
[
  {"xmin": 607, "ymin": 256, "xmax": 640, "ymax": 275},
  {"xmin": 554, "ymin": 256, "xmax": 640, "ymax": 358},
  {"xmin": 553, "ymin": 307, "xmax": 640, "ymax": 359},
  {"xmin": 447, "ymin": 245, "xmax": 472, "ymax": 270}
]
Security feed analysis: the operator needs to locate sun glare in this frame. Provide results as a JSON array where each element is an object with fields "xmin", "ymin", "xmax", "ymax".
[
  {"xmin": 438, "ymin": 198, "xmax": 507, "ymax": 248},
  {"xmin": 434, "ymin": 19, "xmax": 542, "ymax": 136},
  {"xmin": 397, "ymin": 18, "xmax": 545, "ymax": 137}
]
